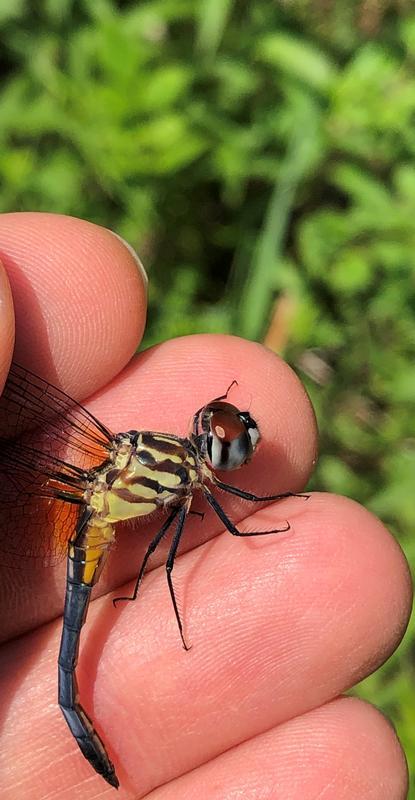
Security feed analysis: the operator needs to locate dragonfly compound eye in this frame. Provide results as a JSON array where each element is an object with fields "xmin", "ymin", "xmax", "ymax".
[{"xmin": 205, "ymin": 402, "xmax": 260, "ymax": 471}]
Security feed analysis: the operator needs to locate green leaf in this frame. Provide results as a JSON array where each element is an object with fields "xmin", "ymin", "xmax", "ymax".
[
  {"xmin": 196, "ymin": 0, "xmax": 233, "ymax": 56},
  {"xmin": 257, "ymin": 33, "xmax": 337, "ymax": 93}
]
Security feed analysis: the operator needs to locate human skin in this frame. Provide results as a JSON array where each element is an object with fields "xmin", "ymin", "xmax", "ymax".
[{"xmin": 0, "ymin": 212, "xmax": 411, "ymax": 799}]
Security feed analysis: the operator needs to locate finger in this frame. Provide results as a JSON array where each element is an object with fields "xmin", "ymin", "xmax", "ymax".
[
  {"xmin": 0, "ymin": 494, "xmax": 410, "ymax": 796},
  {"xmin": 147, "ymin": 698, "xmax": 408, "ymax": 800},
  {"xmin": 0, "ymin": 335, "xmax": 317, "ymax": 639},
  {"xmin": 0, "ymin": 259, "xmax": 14, "ymax": 389},
  {"xmin": 0, "ymin": 212, "xmax": 147, "ymax": 397}
]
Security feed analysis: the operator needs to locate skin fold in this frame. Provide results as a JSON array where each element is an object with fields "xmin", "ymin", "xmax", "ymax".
[{"xmin": 0, "ymin": 213, "xmax": 411, "ymax": 800}]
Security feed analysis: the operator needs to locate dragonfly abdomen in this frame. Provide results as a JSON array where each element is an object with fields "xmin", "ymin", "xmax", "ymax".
[{"xmin": 58, "ymin": 516, "xmax": 118, "ymax": 788}]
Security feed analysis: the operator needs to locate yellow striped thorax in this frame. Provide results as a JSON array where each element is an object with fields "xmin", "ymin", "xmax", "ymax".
[{"xmin": 85, "ymin": 431, "xmax": 199, "ymax": 524}]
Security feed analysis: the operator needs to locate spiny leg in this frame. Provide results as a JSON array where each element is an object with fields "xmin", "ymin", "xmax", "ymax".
[
  {"xmin": 204, "ymin": 488, "xmax": 290, "ymax": 536},
  {"xmin": 165, "ymin": 506, "xmax": 190, "ymax": 650},
  {"xmin": 212, "ymin": 477, "xmax": 309, "ymax": 503},
  {"xmin": 113, "ymin": 509, "xmax": 178, "ymax": 607}
]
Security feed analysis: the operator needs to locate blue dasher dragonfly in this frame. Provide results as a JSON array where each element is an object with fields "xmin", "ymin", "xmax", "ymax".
[{"xmin": 0, "ymin": 362, "xmax": 306, "ymax": 788}]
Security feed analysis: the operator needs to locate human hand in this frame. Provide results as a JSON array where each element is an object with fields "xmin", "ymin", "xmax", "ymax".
[{"xmin": 0, "ymin": 213, "xmax": 411, "ymax": 799}]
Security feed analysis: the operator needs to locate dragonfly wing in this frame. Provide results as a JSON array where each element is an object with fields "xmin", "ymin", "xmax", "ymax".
[
  {"xmin": 0, "ymin": 488, "xmax": 79, "ymax": 567},
  {"xmin": 0, "ymin": 363, "xmax": 116, "ymax": 567},
  {"xmin": 0, "ymin": 363, "xmax": 113, "ymax": 463}
]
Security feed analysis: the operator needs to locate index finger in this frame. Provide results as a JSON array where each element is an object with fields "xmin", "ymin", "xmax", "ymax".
[{"xmin": 0, "ymin": 212, "xmax": 147, "ymax": 396}]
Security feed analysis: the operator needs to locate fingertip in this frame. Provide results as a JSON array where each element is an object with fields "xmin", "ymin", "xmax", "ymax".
[
  {"xmin": 108, "ymin": 230, "xmax": 148, "ymax": 288},
  {"xmin": 321, "ymin": 697, "xmax": 409, "ymax": 799},
  {"xmin": 88, "ymin": 333, "xmax": 319, "ymax": 493},
  {"xmin": 0, "ymin": 212, "xmax": 147, "ymax": 398}
]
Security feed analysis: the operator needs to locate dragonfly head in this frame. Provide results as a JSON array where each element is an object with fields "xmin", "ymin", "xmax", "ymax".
[{"xmin": 197, "ymin": 400, "xmax": 260, "ymax": 471}]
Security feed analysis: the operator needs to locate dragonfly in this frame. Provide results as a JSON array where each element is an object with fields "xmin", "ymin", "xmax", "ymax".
[{"xmin": 0, "ymin": 362, "xmax": 307, "ymax": 789}]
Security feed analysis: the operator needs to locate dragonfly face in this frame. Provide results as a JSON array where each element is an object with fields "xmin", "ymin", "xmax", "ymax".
[{"xmin": 0, "ymin": 364, "xmax": 307, "ymax": 789}]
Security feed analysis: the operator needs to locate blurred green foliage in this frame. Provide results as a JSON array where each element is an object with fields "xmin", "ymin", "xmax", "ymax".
[{"xmin": 0, "ymin": 0, "xmax": 414, "ymax": 791}]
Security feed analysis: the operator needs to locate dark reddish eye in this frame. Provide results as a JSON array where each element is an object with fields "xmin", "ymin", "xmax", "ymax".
[
  {"xmin": 200, "ymin": 399, "xmax": 260, "ymax": 471},
  {"xmin": 210, "ymin": 409, "xmax": 245, "ymax": 442}
]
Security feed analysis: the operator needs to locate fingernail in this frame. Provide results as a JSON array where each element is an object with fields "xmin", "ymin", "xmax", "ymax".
[
  {"xmin": 108, "ymin": 230, "xmax": 148, "ymax": 287},
  {"xmin": 0, "ymin": 259, "xmax": 15, "ymax": 382}
]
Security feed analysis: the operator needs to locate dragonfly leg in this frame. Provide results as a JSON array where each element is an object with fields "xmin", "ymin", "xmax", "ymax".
[
  {"xmin": 113, "ymin": 508, "xmax": 179, "ymax": 606},
  {"xmin": 58, "ymin": 516, "xmax": 118, "ymax": 788},
  {"xmin": 212, "ymin": 477, "xmax": 310, "ymax": 503},
  {"xmin": 203, "ymin": 488, "xmax": 290, "ymax": 536},
  {"xmin": 165, "ymin": 506, "xmax": 190, "ymax": 650}
]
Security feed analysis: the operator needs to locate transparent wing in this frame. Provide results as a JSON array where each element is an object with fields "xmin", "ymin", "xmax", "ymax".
[
  {"xmin": 0, "ymin": 363, "xmax": 113, "ymax": 463},
  {"xmin": 0, "ymin": 363, "xmax": 115, "ymax": 567},
  {"xmin": 0, "ymin": 439, "xmax": 86, "ymax": 567},
  {"xmin": 0, "ymin": 490, "xmax": 80, "ymax": 567}
]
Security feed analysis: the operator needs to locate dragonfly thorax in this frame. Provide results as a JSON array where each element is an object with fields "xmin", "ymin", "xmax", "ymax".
[{"xmin": 86, "ymin": 431, "xmax": 199, "ymax": 524}]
